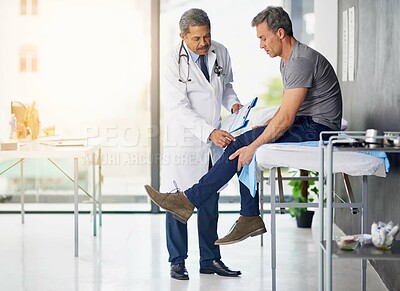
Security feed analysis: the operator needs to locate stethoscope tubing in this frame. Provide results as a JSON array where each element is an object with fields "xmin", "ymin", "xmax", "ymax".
[{"xmin": 178, "ymin": 41, "xmax": 223, "ymax": 83}]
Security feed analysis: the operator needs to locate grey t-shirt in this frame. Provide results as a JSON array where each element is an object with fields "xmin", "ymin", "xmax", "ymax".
[{"xmin": 280, "ymin": 41, "xmax": 342, "ymax": 130}]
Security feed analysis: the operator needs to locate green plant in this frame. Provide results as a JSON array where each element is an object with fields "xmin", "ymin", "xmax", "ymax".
[
  {"xmin": 287, "ymin": 170, "xmax": 319, "ymax": 218},
  {"xmin": 258, "ymin": 77, "xmax": 284, "ymax": 108}
]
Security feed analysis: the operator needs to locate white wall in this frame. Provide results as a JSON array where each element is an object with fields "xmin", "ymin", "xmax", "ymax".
[{"xmin": 314, "ymin": 0, "xmax": 338, "ymax": 71}]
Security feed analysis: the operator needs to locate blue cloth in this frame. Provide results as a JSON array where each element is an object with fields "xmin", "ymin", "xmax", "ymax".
[
  {"xmin": 239, "ymin": 154, "xmax": 258, "ymax": 198},
  {"xmin": 184, "ymin": 116, "xmax": 332, "ymax": 216}
]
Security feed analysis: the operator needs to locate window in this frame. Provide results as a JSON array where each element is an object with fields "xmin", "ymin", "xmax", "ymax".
[
  {"xmin": 287, "ymin": 0, "xmax": 315, "ymax": 47},
  {"xmin": 0, "ymin": 0, "xmax": 152, "ymax": 211}
]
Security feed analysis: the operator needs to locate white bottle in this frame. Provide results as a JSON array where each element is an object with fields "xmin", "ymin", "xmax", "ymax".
[{"xmin": 9, "ymin": 113, "xmax": 17, "ymax": 141}]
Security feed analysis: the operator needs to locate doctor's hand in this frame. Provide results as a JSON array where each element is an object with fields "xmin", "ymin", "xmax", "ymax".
[
  {"xmin": 209, "ymin": 129, "xmax": 235, "ymax": 148},
  {"xmin": 231, "ymin": 103, "xmax": 243, "ymax": 114},
  {"xmin": 229, "ymin": 145, "xmax": 257, "ymax": 171}
]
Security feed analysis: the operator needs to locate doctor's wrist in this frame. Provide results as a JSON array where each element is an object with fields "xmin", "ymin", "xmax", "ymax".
[
  {"xmin": 231, "ymin": 103, "xmax": 243, "ymax": 114},
  {"xmin": 208, "ymin": 129, "xmax": 216, "ymax": 141}
]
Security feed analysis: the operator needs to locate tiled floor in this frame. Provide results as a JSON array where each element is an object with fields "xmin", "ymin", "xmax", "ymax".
[{"xmin": 0, "ymin": 212, "xmax": 387, "ymax": 291}]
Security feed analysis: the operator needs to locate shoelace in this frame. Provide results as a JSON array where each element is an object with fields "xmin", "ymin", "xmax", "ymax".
[
  {"xmin": 225, "ymin": 220, "xmax": 239, "ymax": 235},
  {"xmin": 160, "ymin": 180, "xmax": 181, "ymax": 205},
  {"xmin": 167, "ymin": 180, "xmax": 181, "ymax": 194}
]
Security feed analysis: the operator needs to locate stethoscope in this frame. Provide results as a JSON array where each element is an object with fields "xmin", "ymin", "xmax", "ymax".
[{"xmin": 178, "ymin": 40, "xmax": 224, "ymax": 83}]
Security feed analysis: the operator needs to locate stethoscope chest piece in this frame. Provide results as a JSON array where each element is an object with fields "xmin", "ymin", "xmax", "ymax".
[{"xmin": 214, "ymin": 65, "xmax": 223, "ymax": 77}]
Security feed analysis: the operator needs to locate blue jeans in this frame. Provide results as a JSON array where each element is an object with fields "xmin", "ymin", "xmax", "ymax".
[{"xmin": 184, "ymin": 116, "xmax": 333, "ymax": 216}]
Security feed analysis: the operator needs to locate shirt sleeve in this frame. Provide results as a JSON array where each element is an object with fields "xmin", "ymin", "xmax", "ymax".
[{"xmin": 284, "ymin": 57, "xmax": 314, "ymax": 89}]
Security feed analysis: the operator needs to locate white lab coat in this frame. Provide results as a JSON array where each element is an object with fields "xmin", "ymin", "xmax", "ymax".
[{"xmin": 160, "ymin": 40, "xmax": 240, "ymax": 192}]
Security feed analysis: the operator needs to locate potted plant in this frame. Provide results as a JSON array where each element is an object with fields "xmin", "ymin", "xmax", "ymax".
[{"xmin": 288, "ymin": 170, "xmax": 318, "ymax": 228}]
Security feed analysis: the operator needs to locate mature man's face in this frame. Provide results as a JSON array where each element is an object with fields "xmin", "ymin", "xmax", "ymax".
[
  {"xmin": 256, "ymin": 22, "xmax": 282, "ymax": 58},
  {"xmin": 180, "ymin": 25, "xmax": 211, "ymax": 55}
]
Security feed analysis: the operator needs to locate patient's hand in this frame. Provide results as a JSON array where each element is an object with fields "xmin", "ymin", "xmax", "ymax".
[{"xmin": 229, "ymin": 145, "xmax": 256, "ymax": 171}]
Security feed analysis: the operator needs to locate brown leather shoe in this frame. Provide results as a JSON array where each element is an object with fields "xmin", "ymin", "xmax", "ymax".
[
  {"xmin": 144, "ymin": 185, "xmax": 194, "ymax": 224},
  {"xmin": 215, "ymin": 215, "xmax": 267, "ymax": 245}
]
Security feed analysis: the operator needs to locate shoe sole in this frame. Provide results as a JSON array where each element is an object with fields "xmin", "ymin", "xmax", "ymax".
[
  {"xmin": 144, "ymin": 185, "xmax": 188, "ymax": 224},
  {"xmin": 171, "ymin": 275, "xmax": 189, "ymax": 280},
  {"xmin": 214, "ymin": 227, "xmax": 267, "ymax": 245},
  {"xmin": 199, "ymin": 270, "xmax": 240, "ymax": 277}
]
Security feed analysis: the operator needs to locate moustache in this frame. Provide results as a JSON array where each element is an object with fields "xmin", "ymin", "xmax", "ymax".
[{"xmin": 198, "ymin": 45, "xmax": 209, "ymax": 50}]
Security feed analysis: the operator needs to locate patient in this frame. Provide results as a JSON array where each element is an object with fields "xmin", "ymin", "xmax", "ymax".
[{"xmin": 145, "ymin": 6, "xmax": 342, "ymax": 245}]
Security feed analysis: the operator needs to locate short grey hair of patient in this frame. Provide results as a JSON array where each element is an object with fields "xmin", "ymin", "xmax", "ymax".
[
  {"xmin": 251, "ymin": 6, "xmax": 293, "ymax": 36},
  {"xmin": 179, "ymin": 8, "xmax": 211, "ymax": 36}
]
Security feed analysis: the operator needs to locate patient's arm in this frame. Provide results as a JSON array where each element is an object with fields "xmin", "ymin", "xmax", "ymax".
[
  {"xmin": 230, "ymin": 87, "xmax": 308, "ymax": 170},
  {"xmin": 253, "ymin": 87, "xmax": 307, "ymax": 144},
  {"xmin": 264, "ymin": 107, "xmax": 280, "ymax": 125}
]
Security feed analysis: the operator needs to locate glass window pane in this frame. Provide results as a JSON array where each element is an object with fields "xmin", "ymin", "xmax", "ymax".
[{"xmin": 0, "ymin": 0, "xmax": 151, "ymax": 211}]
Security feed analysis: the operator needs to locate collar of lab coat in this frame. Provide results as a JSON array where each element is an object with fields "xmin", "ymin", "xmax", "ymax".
[
  {"xmin": 187, "ymin": 48, "xmax": 207, "ymax": 66},
  {"xmin": 182, "ymin": 41, "xmax": 217, "ymax": 75}
]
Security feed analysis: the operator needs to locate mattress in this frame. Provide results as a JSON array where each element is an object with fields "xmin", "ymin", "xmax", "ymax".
[{"xmin": 255, "ymin": 143, "xmax": 387, "ymax": 177}]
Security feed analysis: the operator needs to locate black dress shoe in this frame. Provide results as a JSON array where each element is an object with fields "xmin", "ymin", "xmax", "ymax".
[
  {"xmin": 199, "ymin": 260, "xmax": 241, "ymax": 277},
  {"xmin": 170, "ymin": 263, "xmax": 189, "ymax": 280}
]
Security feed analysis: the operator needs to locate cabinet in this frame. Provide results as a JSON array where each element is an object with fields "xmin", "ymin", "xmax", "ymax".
[{"xmin": 318, "ymin": 131, "xmax": 400, "ymax": 291}]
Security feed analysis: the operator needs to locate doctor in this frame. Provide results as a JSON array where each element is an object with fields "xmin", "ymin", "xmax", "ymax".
[{"xmin": 160, "ymin": 8, "xmax": 242, "ymax": 280}]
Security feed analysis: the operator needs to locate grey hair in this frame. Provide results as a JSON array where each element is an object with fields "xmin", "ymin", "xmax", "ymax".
[
  {"xmin": 179, "ymin": 8, "xmax": 211, "ymax": 36},
  {"xmin": 251, "ymin": 6, "xmax": 293, "ymax": 36}
]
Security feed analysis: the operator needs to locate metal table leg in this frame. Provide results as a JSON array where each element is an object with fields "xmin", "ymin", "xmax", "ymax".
[
  {"xmin": 326, "ymin": 142, "xmax": 333, "ymax": 291},
  {"xmin": 270, "ymin": 167, "xmax": 277, "ymax": 291},
  {"xmin": 74, "ymin": 157, "xmax": 79, "ymax": 257},
  {"xmin": 21, "ymin": 159, "xmax": 25, "ymax": 224},
  {"xmin": 361, "ymin": 176, "xmax": 368, "ymax": 291},
  {"xmin": 318, "ymin": 141, "xmax": 325, "ymax": 291},
  {"xmin": 260, "ymin": 174, "xmax": 264, "ymax": 247},
  {"xmin": 92, "ymin": 152, "xmax": 97, "ymax": 237},
  {"xmin": 98, "ymin": 148, "xmax": 102, "ymax": 227}
]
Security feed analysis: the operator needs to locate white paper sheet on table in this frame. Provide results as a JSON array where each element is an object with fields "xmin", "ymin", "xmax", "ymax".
[
  {"xmin": 255, "ymin": 143, "xmax": 387, "ymax": 177},
  {"xmin": 238, "ymin": 142, "xmax": 388, "ymax": 197}
]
